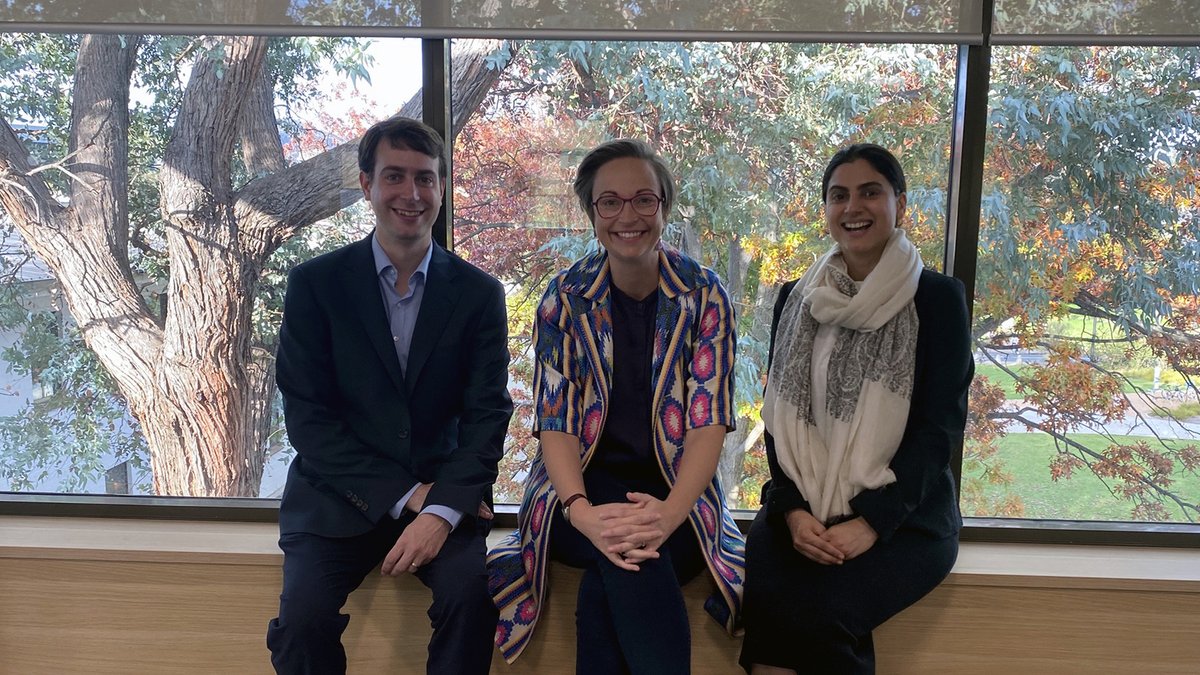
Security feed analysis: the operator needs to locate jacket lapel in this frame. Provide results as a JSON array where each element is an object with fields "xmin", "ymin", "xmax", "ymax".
[
  {"xmin": 562, "ymin": 246, "xmax": 706, "ymax": 446},
  {"xmin": 649, "ymin": 248, "xmax": 700, "ymax": 432},
  {"xmin": 650, "ymin": 282, "xmax": 683, "ymax": 416},
  {"xmin": 576, "ymin": 298, "xmax": 613, "ymax": 412},
  {"xmin": 340, "ymin": 235, "xmax": 407, "ymax": 396},
  {"xmin": 565, "ymin": 252, "xmax": 613, "ymax": 412},
  {"xmin": 405, "ymin": 244, "xmax": 461, "ymax": 391}
]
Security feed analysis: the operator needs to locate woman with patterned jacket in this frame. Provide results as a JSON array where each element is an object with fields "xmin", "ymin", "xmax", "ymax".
[{"xmin": 487, "ymin": 139, "xmax": 746, "ymax": 674}]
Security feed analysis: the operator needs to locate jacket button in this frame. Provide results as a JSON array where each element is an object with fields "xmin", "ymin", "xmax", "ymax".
[{"xmin": 398, "ymin": 429, "xmax": 409, "ymax": 439}]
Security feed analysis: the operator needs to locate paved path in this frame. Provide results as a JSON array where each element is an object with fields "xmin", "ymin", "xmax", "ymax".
[{"xmin": 997, "ymin": 399, "xmax": 1200, "ymax": 441}]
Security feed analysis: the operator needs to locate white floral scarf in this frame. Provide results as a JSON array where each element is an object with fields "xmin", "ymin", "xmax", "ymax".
[{"xmin": 762, "ymin": 229, "xmax": 923, "ymax": 523}]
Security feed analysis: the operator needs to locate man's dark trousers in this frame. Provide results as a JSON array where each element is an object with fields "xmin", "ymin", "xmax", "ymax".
[{"xmin": 267, "ymin": 512, "xmax": 497, "ymax": 674}]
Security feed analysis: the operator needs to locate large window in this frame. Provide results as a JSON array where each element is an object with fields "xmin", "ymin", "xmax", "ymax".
[
  {"xmin": 966, "ymin": 45, "xmax": 1200, "ymax": 524},
  {"xmin": 450, "ymin": 39, "xmax": 958, "ymax": 507},
  {"xmin": 0, "ymin": 32, "xmax": 421, "ymax": 498},
  {"xmin": 1, "ymin": 2, "xmax": 1197, "ymax": 539}
]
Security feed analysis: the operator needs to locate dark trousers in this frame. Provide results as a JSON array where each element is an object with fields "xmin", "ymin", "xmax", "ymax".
[
  {"xmin": 739, "ymin": 508, "xmax": 958, "ymax": 674},
  {"xmin": 266, "ymin": 513, "xmax": 497, "ymax": 675},
  {"xmin": 549, "ymin": 467, "xmax": 707, "ymax": 675}
]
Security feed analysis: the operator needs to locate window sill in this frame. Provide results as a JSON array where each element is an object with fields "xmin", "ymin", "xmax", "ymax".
[{"xmin": 2, "ymin": 514, "xmax": 1198, "ymax": 593}]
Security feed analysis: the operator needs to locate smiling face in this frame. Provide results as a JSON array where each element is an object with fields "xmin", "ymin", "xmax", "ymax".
[
  {"xmin": 823, "ymin": 159, "xmax": 907, "ymax": 280},
  {"xmin": 590, "ymin": 156, "xmax": 665, "ymax": 273},
  {"xmin": 359, "ymin": 141, "xmax": 443, "ymax": 251}
]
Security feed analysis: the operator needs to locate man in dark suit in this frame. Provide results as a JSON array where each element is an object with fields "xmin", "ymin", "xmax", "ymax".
[{"xmin": 266, "ymin": 116, "xmax": 513, "ymax": 674}]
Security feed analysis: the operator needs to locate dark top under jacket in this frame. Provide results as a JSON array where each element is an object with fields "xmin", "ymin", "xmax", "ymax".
[{"xmin": 588, "ymin": 283, "xmax": 665, "ymax": 490}]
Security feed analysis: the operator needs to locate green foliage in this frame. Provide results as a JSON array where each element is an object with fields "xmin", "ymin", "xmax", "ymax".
[
  {"xmin": 0, "ymin": 295, "xmax": 150, "ymax": 493},
  {"xmin": 466, "ymin": 39, "xmax": 1200, "ymax": 522},
  {"xmin": 538, "ymin": 231, "xmax": 598, "ymax": 264},
  {"xmin": 966, "ymin": 45, "xmax": 1200, "ymax": 522},
  {"xmin": 285, "ymin": 0, "xmax": 420, "ymax": 27},
  {"xmin": 974, "ymin": 364, "xmax": 1029, "ymax": 399},
  {"xmin": 0, "ymin": 33, "xmax": 76, "ymax": 190},
  {"xmin": 980, "ymin": 47, "xmax": 1200, "ymax": 328},
  {"xmin": 2, "ymin": 25, "xmax": 1198, "ymax": 523},
  {"xmin": 450, "ymin": 0, "xmax": 963, "ymax": 33},
  {"xmin": 993, "ymin": 0, "xmax": 1199, "ymax": 34},
  {"xmin": 269, "ymin": 37, "xmax": 378, "ymax": 142},
  {"xmin": 0, "ymin": 32, "xmax": 379, "ymax": 494},
  {"xmin": 0, "ymin": 0, "xmax": 421, "ymax": 25},
  {"xmin": 509, "ymin": 40, "xmax": 954, "ymax": 271},
  {"xmin": 468, "ymin": 39, "xmax": 957, "ymax": 500}
]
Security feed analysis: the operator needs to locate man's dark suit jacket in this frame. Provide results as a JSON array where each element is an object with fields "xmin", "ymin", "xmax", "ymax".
[{"xmin": 276, "ymin": 234, "xmax": 513, "ymax": 538}]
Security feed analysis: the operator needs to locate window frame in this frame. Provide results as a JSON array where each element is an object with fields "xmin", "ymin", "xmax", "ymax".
[
  {"xmin": 3, "ymin": 495, "xmax": 1197, "ymax": 548},
  {"xmin": 0, "ymin": 1, "xmax": 1197, "ymax": 547}
]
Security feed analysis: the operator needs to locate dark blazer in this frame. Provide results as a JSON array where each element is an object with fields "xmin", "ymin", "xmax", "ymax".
[
  {"xmin": 275, "ymin": 234, "xmax": 513, "ymax": 538},
  {"xmin": 761, "ymin": 268, "xmax": 972, "ymax": 540}
]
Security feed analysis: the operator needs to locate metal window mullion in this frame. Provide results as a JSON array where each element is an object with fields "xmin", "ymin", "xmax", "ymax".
[
  {"xmin": 421, "ymin": 38, "xmax": 452, "ymax": 250},
  {"xmin": 944, "ymin": 43, "xmax": 988, "ymax": 309},
  {"xmin": 944, "ymin": 0, "xmax": 993, "ymax": 496}
]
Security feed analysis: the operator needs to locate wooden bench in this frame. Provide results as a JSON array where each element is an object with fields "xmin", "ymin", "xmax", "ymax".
[{"xmin": 2, "ymin": 516, "xmax": 1199, "ymax": 674}]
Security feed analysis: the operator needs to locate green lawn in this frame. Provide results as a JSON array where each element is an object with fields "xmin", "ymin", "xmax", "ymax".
[
  {"xmin": 964, "ymin": 432, "xmax": 1200, "ymax": 522},
  {"xmin": 973, "ymin": 363, "xmax": 1028, "ymax": 399}
]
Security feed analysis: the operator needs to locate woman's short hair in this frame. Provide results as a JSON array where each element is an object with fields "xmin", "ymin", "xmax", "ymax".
[
  {"xmin": 820, "ymin": 143, "xmax": 907, "ymax": 202},
  {"xmin": 358, "ymin": 115, "xmax": 447, "ymax": 178},
  {"xmin": 572, "ymin": 139, "xmax": 676, "ymax": 222}
]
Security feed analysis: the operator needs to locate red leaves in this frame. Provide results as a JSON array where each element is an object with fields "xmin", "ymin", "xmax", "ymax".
[
  {"xmin": 1049, "ymin": 453, "xmax": 1085, "ymax": 481},
  {"xmin": 1019, "ymin": 344, "xmax": 1128, "ymax": 434},
  {"xmin": 1179, "ymin": 445, "xmax": 1200, "ymax": 472}
]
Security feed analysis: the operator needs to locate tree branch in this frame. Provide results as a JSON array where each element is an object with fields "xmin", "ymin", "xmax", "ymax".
[
  {"xmin": 1073, "ymin": 288, "xmax": 1199, "ymax": 347},
  {"xmin": 67, "ymin": 34, "xmax": 142, "ymax": 273},
  {"xmin": 234, "ymin": 40, "xmax": 520, "ymax": 260},
  {"xmin": 0, "ymin": 115, "xmax": 63, "ymax": 227},
  {"xmin": 238, "ymin": 58, "xmax": 286, "ymax": 180},
  {"xmin": 991, "ymin": 409, "xmax": 1198, "ymax": 521},
  {"xmin": 162, "ymin": 35, "xmax": 268, "ymax": 212}
]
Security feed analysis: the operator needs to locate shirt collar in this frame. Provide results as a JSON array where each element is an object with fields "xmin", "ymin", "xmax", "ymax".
[
  {"xmin": 371, "ymin": 233, "xmax": 433, "ymax": 284},
  {"xmin": 559, "ymin": 243, "xmax": 706, "ymax": 301}
]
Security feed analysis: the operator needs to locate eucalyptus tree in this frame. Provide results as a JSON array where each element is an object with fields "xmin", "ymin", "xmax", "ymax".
[{"xmin": 0, "ymin": 31, "xmax": 510, "ymax": 496}]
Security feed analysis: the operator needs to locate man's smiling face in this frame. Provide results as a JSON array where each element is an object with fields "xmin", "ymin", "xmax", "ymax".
[{"xmin": 360, "ymin": 141, "xmax": 443, "ymax": 249}]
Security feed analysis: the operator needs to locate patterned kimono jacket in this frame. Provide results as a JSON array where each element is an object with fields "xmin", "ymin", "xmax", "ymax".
[{"xmin": 487, "ymin": 245, "xmax": 747, "ymax": 663}]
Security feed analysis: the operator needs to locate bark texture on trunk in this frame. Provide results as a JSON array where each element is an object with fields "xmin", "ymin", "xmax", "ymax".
[{"xmin": 0, "ymin": 36, "xmax": 515, "ymax": 496}]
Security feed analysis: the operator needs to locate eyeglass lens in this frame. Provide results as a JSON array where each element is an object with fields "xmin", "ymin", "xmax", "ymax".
[{"xmin": 595, "ymin": 195, "xmax": 661, "ymax": 217}]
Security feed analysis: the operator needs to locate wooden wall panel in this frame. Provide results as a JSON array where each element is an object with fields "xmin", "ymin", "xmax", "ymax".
[
  {"xmin": 0, "ymin": 558, "xmax": 277, "ymax": 674},
  {"xmin": 2, "ymin": 554, "xmax": 1198, "ymax": 674},
  {"xmin": 873, "ymin": 581, "xmax": 1200, "ymax": 675}
]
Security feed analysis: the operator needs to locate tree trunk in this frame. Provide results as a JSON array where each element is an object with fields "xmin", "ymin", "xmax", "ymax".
[
  {"xmin": 717, "ymin": 235, "xmax": 759, "ymax": 501},
  {"xmin": 0, "ymin": 36, "xmax": 518, "ymax": 496}
]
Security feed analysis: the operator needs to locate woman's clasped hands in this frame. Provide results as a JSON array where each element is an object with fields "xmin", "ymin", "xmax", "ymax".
[
  {"xmin": 569, "ymin": 491, "xmax": 683, "ymax": 571},
  {"xmin": 784, "ymin": 509, "xmax": 879, "ymax": 565}
]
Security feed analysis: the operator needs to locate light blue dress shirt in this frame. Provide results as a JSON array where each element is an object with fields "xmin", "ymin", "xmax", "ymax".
[{"xmin": 371, "ymin": 234, "xmax": 463, "ymax": 530}]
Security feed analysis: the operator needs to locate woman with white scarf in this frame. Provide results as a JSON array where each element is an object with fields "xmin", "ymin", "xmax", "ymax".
[{"xmin": 740, "ymin": 144, "xmax": 973, "ymax": 674}]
